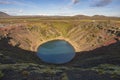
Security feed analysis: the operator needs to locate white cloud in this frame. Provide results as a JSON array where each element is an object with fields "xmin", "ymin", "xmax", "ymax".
[
  {"xmin": 0, "ymin": 0, "xmax": 21, "ymax": 5},
  {"xmin": 72, "ymin": 0, "xmax": 80, "ymax": 4},
  {"xmin": 1, "ymin": 9, "xmax": 24, "ymax": 15},
  {"xmin": 92, "ymin": 0, "xmax": 112, "ymax": 7}
]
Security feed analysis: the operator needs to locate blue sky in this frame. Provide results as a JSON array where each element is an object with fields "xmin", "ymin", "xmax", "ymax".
[{"xmin": 0, "ymin": 0, "xmax": 120, "ymax": 16}]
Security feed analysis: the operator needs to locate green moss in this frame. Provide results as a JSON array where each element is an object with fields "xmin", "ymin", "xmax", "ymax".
[
  {"xmin": 51, "ymin": 22, "xmax": 74, "ymax": 36},
  {"xmin": 91, "ymin": 64, "xmax": 120, "ymax": 76},
  {"xmin": 0, "ymin": 71, "xmax": 4, "ymax": 79},
  {"xmin": 21, "ymin": 70, "xmax": 30, "ymax": 77},
  {"xmin": 62, "ymin": 73, "xmax": 69, "ymax": 80}
]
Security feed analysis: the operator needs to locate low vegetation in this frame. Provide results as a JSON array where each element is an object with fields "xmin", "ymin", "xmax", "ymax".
[
  {"xmin": 91, "ymin": 64, "xmax": 120, "ymax": 76},
  {"xmin": 0, "ymin": 71, "xmax": 4, "ymax": 79}
]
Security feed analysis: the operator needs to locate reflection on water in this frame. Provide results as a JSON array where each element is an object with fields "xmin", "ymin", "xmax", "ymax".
[{"xmin": 37, "ymin": 40, "xmax": 75, "ymax": 64}]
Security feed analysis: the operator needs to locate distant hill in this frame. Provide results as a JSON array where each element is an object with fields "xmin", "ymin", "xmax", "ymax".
[
  {"xmin": 0, "ymin": 11, "xmax": 10, "ymax": 17},
  {"xmin": 73, "ymin": 14, "xmax": 120, "ymax": 20},
  {"xmin": 0, "ymin": 11, "xmax": 119, "ymax": 20}
]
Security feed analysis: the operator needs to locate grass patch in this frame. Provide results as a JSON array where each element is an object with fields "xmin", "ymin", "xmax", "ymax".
[
  {"xmin": 0, "ymin": 71, "xmax": 4, "ymax": 79},
  {"xmin": 91, "ymin": 64, "xmax": 120, "ymax": 77}
]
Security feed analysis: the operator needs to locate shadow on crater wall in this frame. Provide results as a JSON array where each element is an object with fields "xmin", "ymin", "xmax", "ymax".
[
  {"xmin": 0, "ymin": 37, "xmax": 41, "ymax": 64},
  {"xmin": 68, "ymin": 39, "xmax": 120, "ymax": 67}
]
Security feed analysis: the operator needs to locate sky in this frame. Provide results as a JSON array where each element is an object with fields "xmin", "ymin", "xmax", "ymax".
[{"xmin": 0, "ymin": 0, "xmax": 120, "ymax": 16}]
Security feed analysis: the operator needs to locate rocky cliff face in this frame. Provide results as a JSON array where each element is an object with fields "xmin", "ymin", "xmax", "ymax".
[{"xmin": 0, "ymin": 20, "xmax": 120, "ymax": 52}]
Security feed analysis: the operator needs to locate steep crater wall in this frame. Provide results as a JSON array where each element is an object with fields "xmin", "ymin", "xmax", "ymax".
[{"xmin": 0, "ymin": 21, "xmax": 120, "ymax": 52}]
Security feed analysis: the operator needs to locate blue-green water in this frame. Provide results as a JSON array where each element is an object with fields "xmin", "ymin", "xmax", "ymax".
[{"xmin": 37, "ymin": 40, "xmax": 75, "ymax": 64}]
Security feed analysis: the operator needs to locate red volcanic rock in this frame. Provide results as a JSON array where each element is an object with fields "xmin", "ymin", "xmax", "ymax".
[{"xmin": 104, "ymin": 39, "xmax": 117, "ymax": 46}]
